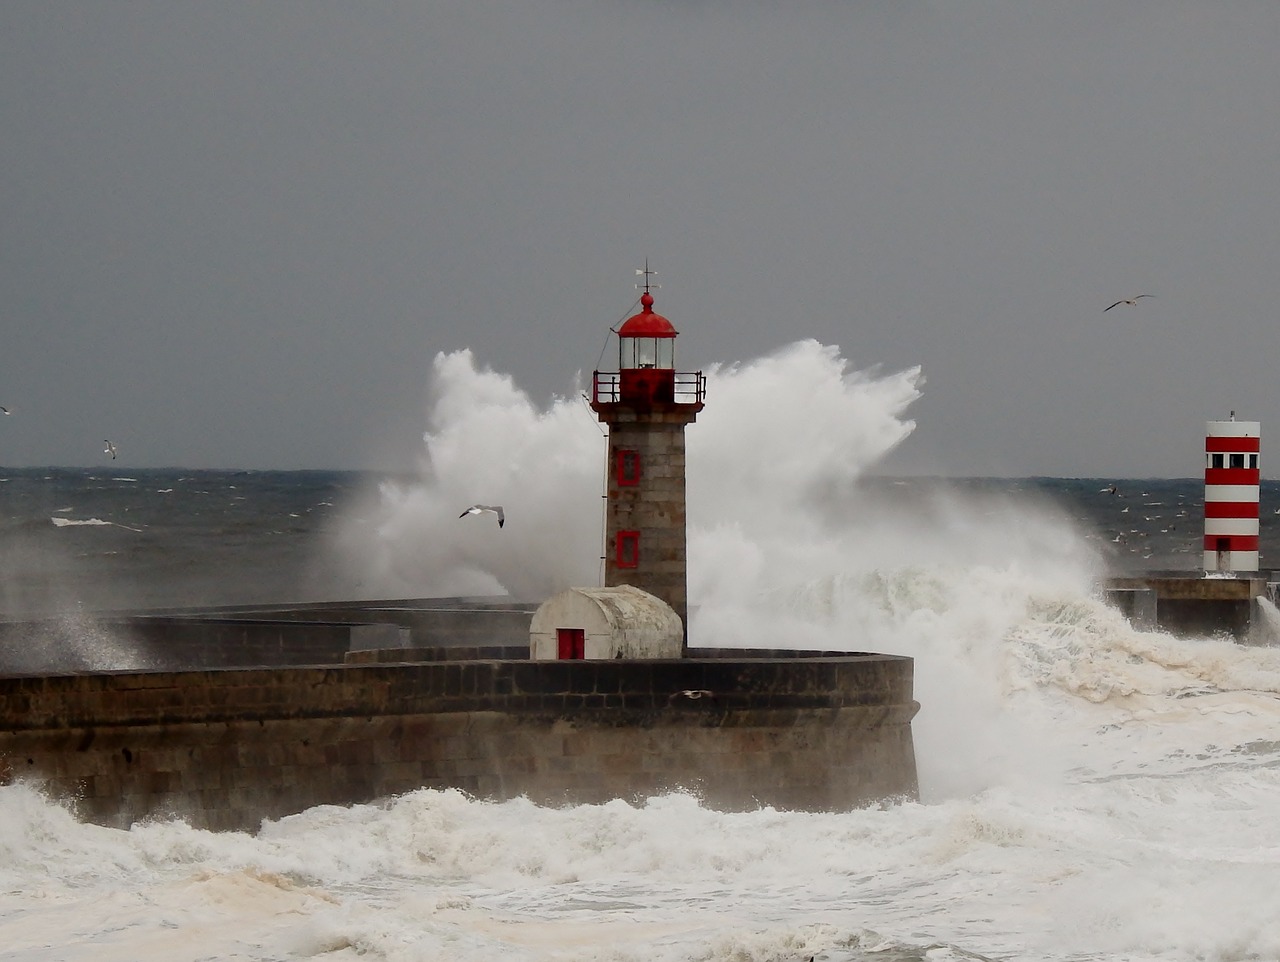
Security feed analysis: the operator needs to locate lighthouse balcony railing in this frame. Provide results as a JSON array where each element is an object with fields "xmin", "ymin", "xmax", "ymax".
[{"xmin": 592, "ymin": 371, "xmax": 705, "ymax": 406}]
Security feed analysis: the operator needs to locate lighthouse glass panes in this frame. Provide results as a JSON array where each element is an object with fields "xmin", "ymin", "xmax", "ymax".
[{"xmin": 620, "ymin": 335, "xmax": 673, "ymax": 370}]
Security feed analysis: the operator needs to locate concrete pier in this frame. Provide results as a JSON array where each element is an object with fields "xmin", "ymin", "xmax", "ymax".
[
  {"xmin": 0, "ymin": 652, "xmax": 918, "ymax": 831},
  {"xmin": 1103, "ymin": 572, "xmax": 1273, "ymax": 641},
  {"xmin": 0, "ymin": 599, "xmax": 920, "ymax": 830}
]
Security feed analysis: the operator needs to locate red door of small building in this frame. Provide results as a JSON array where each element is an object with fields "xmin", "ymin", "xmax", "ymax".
[{"xmin": 556, "ymin": 628, "xmax": 585, "ymax": 660}]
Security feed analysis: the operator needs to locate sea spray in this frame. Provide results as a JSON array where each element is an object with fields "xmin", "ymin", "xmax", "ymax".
[
  {"xmin": 330, "ymin": 348, "xmax": 604, "ymax": 600},
  {"xmin": 332, "ymin": 340, "xmax": 1119, "ymax": 802}
]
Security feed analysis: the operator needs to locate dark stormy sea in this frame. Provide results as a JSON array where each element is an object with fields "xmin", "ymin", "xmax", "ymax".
[
  {"xmin": 1, "ymin": 468, "xmax": 1274, "ymax": 618},
  {"xmin": 0, "ymin": 467, "xmax": 369, "ymax": 616}
]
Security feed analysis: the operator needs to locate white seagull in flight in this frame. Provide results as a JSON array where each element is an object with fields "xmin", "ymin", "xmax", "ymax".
[
  {"xmin": 1104, "ymin": 294, "xmax": 1155, "ymax": 312},
  {"xmin": 459, "ymin": 504, "xmax": 504, "ymax": 528},
  {"xmin": 0, "ymin": 406, "xmax": 10, "ymax": 415},
  {"xmin": 104, "ymin": 440, "xmax": 117, "ymax": 459}
]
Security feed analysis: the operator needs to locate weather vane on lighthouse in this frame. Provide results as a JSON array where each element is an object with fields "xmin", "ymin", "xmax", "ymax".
[{"xmin": 634, "ymin": 259, "xmax": 660, "ymax": 293}]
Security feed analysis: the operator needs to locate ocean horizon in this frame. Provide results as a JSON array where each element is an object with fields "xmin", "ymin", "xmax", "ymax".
[{"xmin": 3, "ymin": 468, "xmax": 1275, "ymax": 619}]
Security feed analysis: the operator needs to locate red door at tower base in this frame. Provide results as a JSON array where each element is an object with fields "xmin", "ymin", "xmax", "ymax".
[{"xmin": 557, "ymin": 628, "xmax": 585, "ymax": 659}]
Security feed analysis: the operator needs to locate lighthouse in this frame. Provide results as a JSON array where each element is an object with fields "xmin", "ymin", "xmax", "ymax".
[
  {"xmin": 589, "ymin": 271, "xmax": 704, "ymax": 641},
  {"xmin": 1203, "ymin": 415, "xmax": 1260, "ymax": 573}
]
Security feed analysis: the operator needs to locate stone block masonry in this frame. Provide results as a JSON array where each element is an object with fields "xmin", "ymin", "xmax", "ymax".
[
  {"xmin": 0, "ymin": 654, "xmax": 919, "ymax": 831},
  {"xmin": 0, "ymin": 600, "xmax": 538, "ymax": 673}
]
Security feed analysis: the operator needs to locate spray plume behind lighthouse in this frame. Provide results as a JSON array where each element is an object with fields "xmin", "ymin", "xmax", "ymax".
[
  {"xmin": 328, "ymin": 336, "xmax": 1100, "ymax": 645},
  {"xmin": 326, "ymin": 311, "xmax": 1109, "ymax": 794}
]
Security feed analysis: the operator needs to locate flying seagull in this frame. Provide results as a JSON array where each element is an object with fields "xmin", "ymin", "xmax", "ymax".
[
  {"xmin": 668, "ymin": 689, "xmax": 716, "ymax": 704},
  {"xmin": 1104, "ymin": 294, "xmax": 1155, "ymax": 312},
  {"xmin": 0, "ymin": 406, "xmax": 10, "ymax": 415},
  {"xmin": 459, "ymin": 504, "xmax": 504, "ymax": 528},
  {"xmin": 104, "ymin": 440, "xmax": 117, "ymax": 459}
]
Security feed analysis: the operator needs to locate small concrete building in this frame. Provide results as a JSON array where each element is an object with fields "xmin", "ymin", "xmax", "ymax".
[{"xmin": 530, "ymin": 585, "xmax": 682, "ymax": 660}]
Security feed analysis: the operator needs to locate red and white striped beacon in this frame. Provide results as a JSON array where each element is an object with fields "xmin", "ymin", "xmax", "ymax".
[{"xmin": 1203, "ymin": 413, "xmax": 1260, "ymax": 573}]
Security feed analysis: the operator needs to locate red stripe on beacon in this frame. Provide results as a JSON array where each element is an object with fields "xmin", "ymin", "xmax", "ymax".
[{"xmin": 1203, "ymin": 413, "xmax": 1260, "ymax": 573}]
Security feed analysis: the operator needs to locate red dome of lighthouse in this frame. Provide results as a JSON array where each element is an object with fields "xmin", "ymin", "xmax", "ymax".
[{"xmin": 617, "ymin": 292, "xmax": 677, "ymax": 337}]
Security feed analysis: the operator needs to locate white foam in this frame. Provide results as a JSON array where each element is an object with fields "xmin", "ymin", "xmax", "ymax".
[{"xmin": 50, "ymin": 517, "xmax": 142, "ymax": 532}]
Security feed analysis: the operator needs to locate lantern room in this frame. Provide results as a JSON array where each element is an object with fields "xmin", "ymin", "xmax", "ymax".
[
  {"xmin": 614, "ymin": 291, "xmax": 678, "ymax": 406},
  {"xmin": 617, "ymin": 292, "xmax": 677, "ymax": 369}
]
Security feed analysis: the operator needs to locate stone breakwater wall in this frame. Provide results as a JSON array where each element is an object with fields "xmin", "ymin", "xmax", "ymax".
[
  {"xmin": 0, "ymin": 655, "xmax": 918, "ymax": 831},
  {"xmin": 1102, "ymin": 574, "xmax": 1271, "ymax": 641},
  {"xmin": 0, "ymin": 601, "xmax": 537, "ymax": 674}
]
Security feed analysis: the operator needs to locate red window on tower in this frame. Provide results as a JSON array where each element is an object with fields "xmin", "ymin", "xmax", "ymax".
[
  {"xmin": 616, "ymin": 530, "xmax": 640, "ymax": 568},
  {"xmin": 556, "ymin": 627, "xmax": 585, "ymax": 660},
  {"xmin": 617, "ymin": 449, "xmax": 641, "ymax": 486}
]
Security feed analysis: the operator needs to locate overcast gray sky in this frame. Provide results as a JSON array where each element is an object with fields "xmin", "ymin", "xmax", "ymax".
[{"xmin": 3, "ymin": 2, "xmax": 1278, "ymax": 477}]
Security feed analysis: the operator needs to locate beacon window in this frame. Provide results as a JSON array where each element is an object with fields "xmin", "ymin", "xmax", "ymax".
[
  {"xmin": 1250, "ymin": 454, "xmax": 1258, "ymax": 469},
  {"xmin": 1230, "ymin": 453, "xmax": 1245, "ymax": 469},
  {"xmin": 617, "ymin": 449, "xmax": 641, "ymax": 486},
  {"xmin": 1211, "ymin": 453, "xmax": 1224, "ymax": 469},
  {"xmin": 617, "ymin": 530, "xmax": 640, "ymax": 568}
]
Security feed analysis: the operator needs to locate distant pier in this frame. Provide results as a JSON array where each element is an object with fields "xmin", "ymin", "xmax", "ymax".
[{"xmin": 1103, "ymin": 571, "xmax": 1276, "ymax": 642}]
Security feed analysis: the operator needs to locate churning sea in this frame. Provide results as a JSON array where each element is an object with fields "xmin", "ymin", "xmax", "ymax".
[
  {"xmin": 0, "ymin": 468, "xmax": 368, "ymax": 617},
  {"xmin": 5, "ymin": 342, "xmax": 1280, "ymax": 962},
  {"xmin": 3, "ymin": 468, "xmax": 1277, "ymax": 614},
  {"xmin": 4, "ymin": 467, "xmax": 1280, "ymax": 961}
]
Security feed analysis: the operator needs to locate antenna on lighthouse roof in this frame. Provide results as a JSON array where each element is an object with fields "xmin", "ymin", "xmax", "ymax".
[{"xmin": 635, "ymin": 259, "xmax": 660, "ymax": 293}]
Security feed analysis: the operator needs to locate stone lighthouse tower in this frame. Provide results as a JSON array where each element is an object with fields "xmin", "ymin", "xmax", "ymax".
[{"xmin": 590, "ymin": 270, "xmax": 704, "ymax": 641}]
